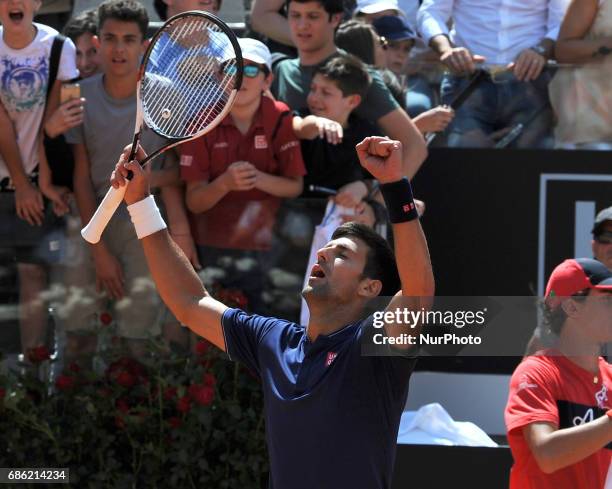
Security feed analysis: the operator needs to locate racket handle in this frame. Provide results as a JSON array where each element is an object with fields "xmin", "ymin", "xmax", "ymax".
[{"xmin": 81, "ymin": 184, "xmax": 128, "ymax": 244}]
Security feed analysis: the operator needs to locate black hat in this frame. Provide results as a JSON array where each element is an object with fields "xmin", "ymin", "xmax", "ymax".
[
  {"xmin": 592, "ymin": 206, "xmax": 612, "ymax": 236},
  {"xmin": 372, "ymin": 15, "xmax": 415, "ymax": 42}
]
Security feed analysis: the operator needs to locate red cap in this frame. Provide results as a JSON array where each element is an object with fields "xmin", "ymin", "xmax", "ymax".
[{"xmin": 545, "ymin": 258, "xmax": 612, "ymax": 309}]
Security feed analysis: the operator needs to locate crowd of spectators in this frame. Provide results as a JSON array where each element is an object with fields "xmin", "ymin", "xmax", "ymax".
[
  {"xmin": 0, "ymin": 0, "xmax": 611, "ymax": 485},
  {"xmin": 0, "ymin": 0, "xmax": 609, "ymax": 360}
]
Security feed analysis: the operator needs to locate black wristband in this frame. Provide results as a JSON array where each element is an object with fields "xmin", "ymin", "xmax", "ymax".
[{"xmin": 380, "ymin": 177, "xmax": 418, "ymax": 223}]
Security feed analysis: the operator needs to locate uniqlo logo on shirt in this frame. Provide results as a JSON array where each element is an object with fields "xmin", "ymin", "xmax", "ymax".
[
  {"xmin": 254, "ymin": 135, "xmax": 268, "ymax": 149},
  {"xmin": 325, "ymin": 352, "xmax": 338, "ymax": 367},
  {"xmin": 180, "ymin": 155, "xmax": 193, "ymax": 167}
]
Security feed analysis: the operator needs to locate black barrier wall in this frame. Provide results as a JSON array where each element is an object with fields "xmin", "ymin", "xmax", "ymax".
[{"xmin": 411, "ymin": 148, "xmax": 611, "ymax": 373}]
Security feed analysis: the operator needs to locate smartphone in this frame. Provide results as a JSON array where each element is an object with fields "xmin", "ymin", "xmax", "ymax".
[{"xmin": 60, "ymin": 82, "xmax": 80, "ymax": 103}]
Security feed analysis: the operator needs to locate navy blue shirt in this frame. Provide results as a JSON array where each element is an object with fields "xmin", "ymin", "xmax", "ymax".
[{"xmin": 222, "ymin": 308, "xmax": 417, "ymax": 489}]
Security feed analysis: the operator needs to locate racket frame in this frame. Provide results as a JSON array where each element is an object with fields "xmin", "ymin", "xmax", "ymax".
[{"xmin": 81, "ymin": 10, "xmax": 243, "ymax": 244}]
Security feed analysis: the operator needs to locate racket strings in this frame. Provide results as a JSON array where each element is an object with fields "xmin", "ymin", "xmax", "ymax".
[{"xmin": 141, "ymin": 16, "xmax": 238, "ymax": 139}]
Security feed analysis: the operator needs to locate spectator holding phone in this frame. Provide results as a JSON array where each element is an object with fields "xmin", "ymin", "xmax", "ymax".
[
  {"xmin": 0, "ymin": 0, "xmax": 78, "ymax": 357},
  {"xmin": 43, "ymin": 9, "xmax": 100, "ymax": 192}
]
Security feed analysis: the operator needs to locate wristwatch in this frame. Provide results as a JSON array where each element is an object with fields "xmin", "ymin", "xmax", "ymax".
[{"xmin": 530, "ymin": 45, "xmax": 548, "ymax": 58}]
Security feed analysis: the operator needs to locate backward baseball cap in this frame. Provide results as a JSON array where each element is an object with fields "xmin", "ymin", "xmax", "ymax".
[{"xmin": 545, "ymin": 258, "xmax": 612, "ymax": 310}]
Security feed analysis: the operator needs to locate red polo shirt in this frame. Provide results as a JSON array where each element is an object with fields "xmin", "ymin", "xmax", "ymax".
[
  {"xmin": 505, "ymin": 351, "xmax": 612, "ymax": 489},
  {"xmin": 180, "ymin": 97, "xmax": 305, "ymax": 250}
]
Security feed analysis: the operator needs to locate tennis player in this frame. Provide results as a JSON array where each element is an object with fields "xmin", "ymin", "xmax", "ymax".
[{"xmin": 110, "ymin": 135, "xmax": 434, "ymax": 489}]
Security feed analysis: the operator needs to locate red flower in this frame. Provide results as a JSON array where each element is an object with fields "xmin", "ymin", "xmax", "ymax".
[
  {"xmin": 203, "ymin": 373, "xmax": 216, "ymax": 388},
  {"xmin": 55, "ymin": 375, "xmax": 75, "ymax": 391},
  {"xmin": 116, "ymin": 371, "xmax": 136, "ymax": 388},
  {"xmin": 168, "ymin": 416, "xmax": 182, "ymax": 429},
  {"xmin": 27, "ymin": 345, "xmax": 51, "ymax": 364},
  {"xmin": 163, "ymin": 386, "xmax": 178, "ymax": 401},
  {"xmin": 188, "ymin": 384, "xmax": 214, "ymax": 406},
  {"xmin": 195, "ymin": 340, "xmax": 210, "ymax": 356},
  {"xmin": 106, "ymin": 357, "xmax": 147, "ymax": 388},
  {"xmin": 100, "ymin": 312, "xmax": 113, "ymax": 326},
  {"xmin": 116, "ymin": 398, "xmax": 130, "ymax": 413},
  {"xmin": 67, "ymin": 362, "xmax": 81, "ymax": 374},
  {"xmin": 177, "ymin": 395, "xmax": 191, "ymax": 414}
]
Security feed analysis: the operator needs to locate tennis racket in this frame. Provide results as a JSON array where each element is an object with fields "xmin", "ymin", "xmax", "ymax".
[{"xmin": 81, "ymin": 11, "xmax": 243, "ymax": 243}]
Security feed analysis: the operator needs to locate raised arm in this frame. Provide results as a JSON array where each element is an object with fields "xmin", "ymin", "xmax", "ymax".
[
  {"xmin": 111, "ymin": 146, "xmax": 228, "ymax": 351},
  {"xmin": 376, "ymin": 108, "xmax": 427, "ymax": 180},
  {"xmin": 356, "ymin": 137, "xmax": 434, "ymax": 344}
]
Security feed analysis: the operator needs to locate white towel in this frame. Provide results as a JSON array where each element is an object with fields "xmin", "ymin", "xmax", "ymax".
[{"xmin": 397, "ymin": 403, "xmax": 497, "ymax": 447}]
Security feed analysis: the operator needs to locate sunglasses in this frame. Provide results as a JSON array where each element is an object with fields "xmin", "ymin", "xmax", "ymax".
[
  {"xmin": 595, "ymin": 231, "xmax": 612, "ymax": 244},
  {"xmin": 224, "ymin": 64, "xmax": 266, "ymax": 78},
  {"xmin": 378, "ymin": 36, "xmax": 388, "ymax": 50}
]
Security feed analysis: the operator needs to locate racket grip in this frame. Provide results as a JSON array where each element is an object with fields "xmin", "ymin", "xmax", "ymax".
[{"xmin": 81, "ymin": 184, "xmax": 128, "ymax": 244}]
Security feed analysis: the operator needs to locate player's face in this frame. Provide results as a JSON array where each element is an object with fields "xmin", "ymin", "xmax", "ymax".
[
  {"xmin": 96, "ymin": 19, "xmax": 147, "ymax": 78},
  {"xmin": 303, "ymin": 236, "xmax": 373, "ymax": 304},
  {"xmin": 287, "ymin": 1, "xmax": 341, "ymax": 54},
  {"xmin": 167, "ymin": 0, "xmax": 219, "ymax": 16},
  {"xmin": 233, "ymin": 61, "xmax": 271, "ymax": 107},
  {"xmin": 593, "ymin": 222, "xmax": 612, "ymax": 271},
  {"xmin": 75, "ymin": 32, "xmax": 101, "ymax": 79},
  {"xmin": 307, "ymin": 73, "xmax": 358, "ymax": 125},
  {"xmin": 0, "ymin": 0, "xmax": 41, "ymax": 34},
  {"xmin": 385, "ymin": 39, "xmax": 412, "ymax": 75}
]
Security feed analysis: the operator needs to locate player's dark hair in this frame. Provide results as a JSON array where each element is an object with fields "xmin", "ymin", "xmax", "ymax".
[
  {"xmin": 63, "ymin": 8, "xmax": 98, "ymax": 42},
  {"xmin": 542, "ymin": 289, "xmax": 590, "ymax": 335},
  {"xmin": 314, "ymin": 53, "xmax": 371, "ymax": 98},
  {"xmin": 335, "ymin": 20, "xmax": 377, "ymax": 65},
  {"xmin": 286, "ymin": 0, "xmax": 345, "ymax": 19},
  {"xmin": 332, "ymin": 222, "xmax": 400, "ymax": 296},
  {"xmin": 98, "ymin": 0, "xmax": 149, "ymax": 39}
]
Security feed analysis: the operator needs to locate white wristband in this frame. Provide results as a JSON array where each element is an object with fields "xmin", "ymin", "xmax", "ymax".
[{"xmin": 127, "ymin": 195, "xmax": 167, "ymax": 239}]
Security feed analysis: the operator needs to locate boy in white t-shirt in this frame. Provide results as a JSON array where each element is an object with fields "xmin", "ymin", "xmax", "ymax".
[{"xmin": 0, "ymin": 0, "xmax": 78, "ymax": 356}]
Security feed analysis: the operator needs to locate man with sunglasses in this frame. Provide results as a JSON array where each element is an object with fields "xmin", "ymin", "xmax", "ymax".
[
  {"xmin": 593, "ymin": 206, "xmax": 612, "ymax": 272},
  {"xmin": 178, "ymin": 38, "xmax": 306, "ymax": 313}
]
